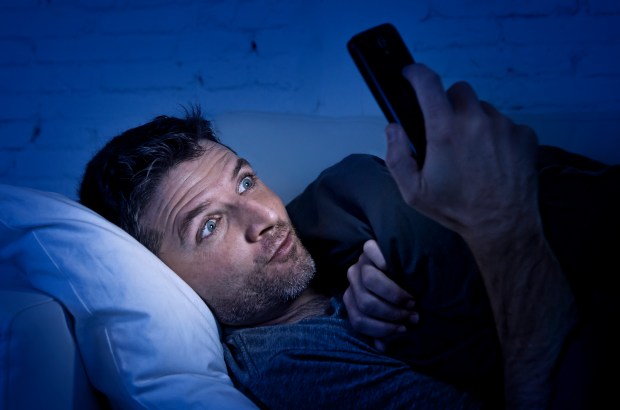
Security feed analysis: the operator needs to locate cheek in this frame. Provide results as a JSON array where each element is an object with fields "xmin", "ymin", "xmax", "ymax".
[
  {"xmin": 181, "ymin": 241, "xmax": 256, "ymax": 297},
  {"xmin": 208, "ymin": 237, "xmax": 257, "ymax": 274},
  {"xmin": 261, "ymin": 189, "xmax": 289, "ymax": 221}
]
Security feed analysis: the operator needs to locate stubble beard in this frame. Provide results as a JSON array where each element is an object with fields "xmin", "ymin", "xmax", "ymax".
[{"xmin": 213, "ymin": 224, "xmax": 316, "ymax": 326}]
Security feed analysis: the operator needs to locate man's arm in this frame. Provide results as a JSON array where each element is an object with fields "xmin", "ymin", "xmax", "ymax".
[
  {"xmin": 383, "ymin": 64, "xmax": 575, "ymax": 409},
  {"xmin": 463, "ymin": 205, "xmax": 575, "ymax": 409}
]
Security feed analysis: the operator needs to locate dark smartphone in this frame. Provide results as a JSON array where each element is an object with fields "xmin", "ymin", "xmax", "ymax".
[{"xmin": 347, "ymin": 23, "xmax": 426, "ymax": 165}]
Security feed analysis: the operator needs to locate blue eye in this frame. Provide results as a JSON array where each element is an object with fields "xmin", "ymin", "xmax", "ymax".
[
  {"xmin": 238, "ymin": 175, "xmax": 254, "ymax": 193},
  {"xmin": 200, "ymin": 219, "xmax": 217, "ymax": 239}
]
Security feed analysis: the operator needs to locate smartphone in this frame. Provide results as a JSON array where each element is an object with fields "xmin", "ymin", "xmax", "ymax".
[{"xmin": 347, "ymin": 23, "xmax": 426, "ymax": 165}]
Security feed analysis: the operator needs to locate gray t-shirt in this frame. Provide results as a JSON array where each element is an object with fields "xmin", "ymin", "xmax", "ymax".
[{"xmin": 222, "ymin": 297, "xmax": 481, "ymax": 410}]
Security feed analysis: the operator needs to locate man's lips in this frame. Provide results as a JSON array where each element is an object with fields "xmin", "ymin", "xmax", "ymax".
[{"xmin": 268, "ymin": 230, "xmax": 293, "ymax": 263}]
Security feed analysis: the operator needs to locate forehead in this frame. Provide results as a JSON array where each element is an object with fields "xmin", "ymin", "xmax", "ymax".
[
  {"xmin": 163, "ymin": 141, "xmax": 238, "ymax": 187},
  {"xmin": 143, "ymin": 141, "xmax": 242, "ymax": 224}
]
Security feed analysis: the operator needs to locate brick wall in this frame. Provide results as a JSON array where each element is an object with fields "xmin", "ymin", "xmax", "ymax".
[{"xmin": 1, "ymin": 0, "xmax": 619, "ymax": 198}]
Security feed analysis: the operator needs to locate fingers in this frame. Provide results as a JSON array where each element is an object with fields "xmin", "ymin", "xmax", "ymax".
[
  {"xmin": 402, "ymin": 64, "xmax": 452, "ymax": 127},
  {"xmin": 402, "ymin": 63, "xmax": 503, "ymax": 126},
  {"xmin": 344, "ymin": 240, "xmax": 419, "ymax": 339},
  {"xmin": 446, "ymin": 81, "xmax": 482, "ymax": 115},
  {"xmin": 479, "ymin": 100, "xmax": 503, "ymax": 118},
  {"xmin": 389, "ymin": 62, "xmax": 543, "ymax": 253},
  {"xmin": 343, "ymin": 287, "xmax": 408, "ymax": 339},
  {"xmin": 358, "ymin": 241, "xmax": 414, "ymax": 307},
  {"xmin": 362, "ymin": 239, "xmax": 387, "ymax": 271},
  {"xmin": 346, "ymin": 258, "xmax": 414, "ymax": 321}
]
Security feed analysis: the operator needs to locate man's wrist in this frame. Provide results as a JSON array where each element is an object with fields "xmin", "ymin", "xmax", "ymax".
[{"xmin": 462, "ymin": 204, "xmax": 543, "ymax": 259}]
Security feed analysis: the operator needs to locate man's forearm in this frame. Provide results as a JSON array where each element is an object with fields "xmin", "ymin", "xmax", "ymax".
[
  {"xmin": 381, "ymin": 62, "xmax": 578, "ymax": 409},
  {"xmin": 467, "ymin": 216, "xmax": 577, "ymax": 410}
]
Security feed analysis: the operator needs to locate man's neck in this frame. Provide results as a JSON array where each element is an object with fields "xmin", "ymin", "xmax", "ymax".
[
  {"xmin": 225, "ymin": 287, "xmax": 331, "ymax": 331},
  {"xmin": 263, "ymin": 287, "xmax": 332, "ymax": 326}
]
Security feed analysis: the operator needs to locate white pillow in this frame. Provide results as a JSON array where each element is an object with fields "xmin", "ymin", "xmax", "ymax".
[{"xmin": 0, "ymin": 183, "xmax": 256, "ymax": 409}]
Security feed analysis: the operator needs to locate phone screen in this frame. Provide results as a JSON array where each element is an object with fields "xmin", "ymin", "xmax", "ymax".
[{"xmin": 348, "ymin": 23, "xmax": 426, "ymax": 165}]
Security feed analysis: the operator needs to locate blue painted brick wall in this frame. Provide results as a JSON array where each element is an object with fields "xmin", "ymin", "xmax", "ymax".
[{"xmin": 1, "ymin": 0, "xmax": 619, "ymax": 198}]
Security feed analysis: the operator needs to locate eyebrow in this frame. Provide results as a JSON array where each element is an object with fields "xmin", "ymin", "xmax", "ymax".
[
  {"xmin": 178, "ymin": 202, "xmax": 210, "ymax": 243},
  {"xmin": 177, "ymin": 157, "xmax": 251, "ymax": 243},
  {"xmin": 232, "ymin": 157, "xmax": 251, "ymax": 181}
]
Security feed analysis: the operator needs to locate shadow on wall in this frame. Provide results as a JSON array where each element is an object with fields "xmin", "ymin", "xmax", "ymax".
[
  {"xmin": 213, "ymin": 111, "xmax": 620, "ymax": 205},
  {"xmin": 511, "ymin": 112, "xmax": 620, "ymax": 166}
]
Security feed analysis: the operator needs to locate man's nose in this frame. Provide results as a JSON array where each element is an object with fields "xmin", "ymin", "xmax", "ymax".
[{"xmin": 243, "ymin": 198, "xmax": 279, "ymax": 242}]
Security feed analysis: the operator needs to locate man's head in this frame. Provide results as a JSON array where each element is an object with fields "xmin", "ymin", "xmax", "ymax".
[{"xmin": 80, "ymin": 108, "xmax": 315, "ymax": 326}]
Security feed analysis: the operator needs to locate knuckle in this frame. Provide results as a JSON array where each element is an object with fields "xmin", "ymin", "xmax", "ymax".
[
  {"xmin": 343, "ymin": 288, "xmax": 352, "ymax": 305},
  {"xmin": 449, "ymin": 80, "xmax": 473, "ymax": 94},
  {"xmin": 362, "ymin": 265, "xmax": 390, "ymax": 291},
  {"xmin": 357, "ymin": 294, "xmax": 376, "ymax": 313},
  {"xmin": 349, "ymin": 313, "xmax": 366, "ymax": 330},
  {"xmin": 346, "ymin": 265, "xmax": 358, "ymax": 282},
  {"xmin": 361, "ymin": 268, "xmax": 381, "ymax": 291},
  {"xmin": 385, "ymin": 148, "xmax": 401, "ymax": 170}
]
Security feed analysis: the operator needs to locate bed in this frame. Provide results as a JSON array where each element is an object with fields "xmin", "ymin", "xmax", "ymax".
[
  {"xmin": 1, "ymin": 111, "xmax": 617, "ymax": 408},
  {"xmin": 0, "ymin": 112, "xmax": 387, "ymax": 409}
]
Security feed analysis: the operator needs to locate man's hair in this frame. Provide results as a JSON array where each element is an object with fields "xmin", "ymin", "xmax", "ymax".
[{"xmin": 79, "ymin": 106, "xmax": 222, "ymax": 254}]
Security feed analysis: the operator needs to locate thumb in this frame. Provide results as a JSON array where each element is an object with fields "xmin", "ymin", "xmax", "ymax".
[
  {"xmin": 385, "ymin": 123, "xmax": 420, "ymax": 205},
  {"xmin": 363, "ymin": 240, "xmax": 387, "ymax": 271}
]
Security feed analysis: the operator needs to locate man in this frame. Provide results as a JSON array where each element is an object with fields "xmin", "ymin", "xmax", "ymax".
[
  {"xmin": 81, "ymin": 107, "xmax": 483, "ymax": 408},
  {"xmin": 79, "ymin": 64, "xmax": 615, "ymax": 409}
]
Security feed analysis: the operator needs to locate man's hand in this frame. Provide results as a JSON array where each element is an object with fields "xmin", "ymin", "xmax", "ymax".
[
  {"xmin": 384, "ymin": 64, "xmax": 576, "ymax": 409},
  {"xmin": 385, "ymin": 64, "xmax": 539, "ymax": 244},
  {"xmin": 343, "ymin": 240, "xmax": 419, "ymax": 351}
]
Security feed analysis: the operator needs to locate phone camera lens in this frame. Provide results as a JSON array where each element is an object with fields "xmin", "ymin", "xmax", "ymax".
[{"xmin": 377, "ymin": 36, "xmax": 388, "ymax": 49}]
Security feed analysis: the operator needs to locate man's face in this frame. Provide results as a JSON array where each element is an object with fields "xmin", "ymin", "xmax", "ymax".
[{"xmin": 142, "ymin": 141, "xmax": 315, "ymax": 326}]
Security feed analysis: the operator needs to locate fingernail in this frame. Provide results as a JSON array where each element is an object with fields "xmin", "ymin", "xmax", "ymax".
[
  {"xmin": 397, "ymin": 325, "xmax": 407, "ymax": 333},
  {"xmin": 405, "ymin": 300, "xmax": 416, "ymax": 311},
  {"xmin": 409, "ymin": 313, "xmax": 420, "ymax": 324}
]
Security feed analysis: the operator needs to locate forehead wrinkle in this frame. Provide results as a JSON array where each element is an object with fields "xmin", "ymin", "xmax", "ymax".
[
  {"xmin": 168, "ymin": 161, "xmax": 219, "ymax": 245},
  {"xmin": 152, "ymin": 169, "xmax": 198, "ymax": 245},
  {"xmin": 150, "ymin": 143, "xmax": 217, "ymax": 227},
  {"xmin": 167, "ymin": 145, "xmax": 240, "ymax": 245}
]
